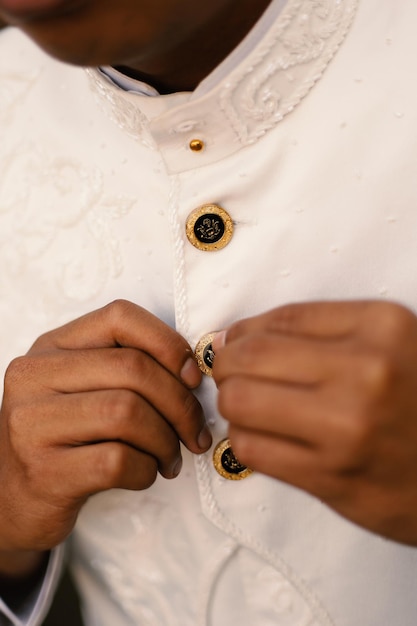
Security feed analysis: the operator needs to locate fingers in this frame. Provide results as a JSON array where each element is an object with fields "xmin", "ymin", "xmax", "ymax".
[
  {"xmin": 58, "ymin": 443, "xmax": 161, "ymax": 496},
  {"xmin": 217, "ymin": 301, "xmax": 358, "ymax": 343},
  {"xmin": 213, "ymin": 327, "xmax": 392, "ymax": 454},
  {"xmin": 30, "ymin": 299, "xmax": 202, "ymax": 388},
  {"xmin": 228, "ymin": 425, "xmax": 321, "ymax": 493},
  {"xmin": 217, "ymin": 377, "xmax": 328, "ymax": 445},
  {"xmin": 213, "ymin": 332, "xmax": 334, "ymax": 386},
  {"xmin": 211, "ymin": 301, "xmax": 390, "ymax": 472},
  {"xmin": 0, "ymin": 301, "xmax": 210, "ymax": 551},
  {"xmin": 219, "ymin": 300, "xmax": 414, "ymax": 344},
  {"xmin": 6, "ymin": 349, "xmax": 210, "ymax": 456},
  {"xmin": 24, "ymin": 390, "xmax": 183, "ymax": 478},
  {"xmin": 217, "ymin": 372, "xmax": 376, "ymax": 472},
  {"xmin": 212, "ymin": 324, "xmax": 381, "ymax": 395},
  {"xmin": 228, "ymin": 425, "xmax": 355, "ymax": 505}
]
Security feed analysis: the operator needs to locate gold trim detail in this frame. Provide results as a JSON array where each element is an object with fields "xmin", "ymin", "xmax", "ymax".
[
  {"xmin": 194, "ymin": 332, "xmax": 217, "ymax": 377},
  {"xmin": 213, "ymin": 438, "xmax": 253, "ymax": 481},
  {"xmin": 185, "ymin": 204, "xmax": 233, "ymax": 252}
]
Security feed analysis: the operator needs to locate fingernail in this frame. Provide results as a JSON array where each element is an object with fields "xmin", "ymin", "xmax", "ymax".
[
  {"xmin": 198, "ymin": 425, "xmax": 212, "ymax": 450},
  {"xmin": 172, "ymin": 457, "xmax": 183, "ymax": 477},
  {"xmin": 181, "ymin": 357, "xmax": 201, "ymax": 388},
  {"xmin": 212, "ymin": 330, "xmax": 227, "ymax": 352}
]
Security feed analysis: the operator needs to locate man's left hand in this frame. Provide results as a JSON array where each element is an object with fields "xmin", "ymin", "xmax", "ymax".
[{"xmin": 213, "ymin": 300, "xmax": 417, "ymax": 545}]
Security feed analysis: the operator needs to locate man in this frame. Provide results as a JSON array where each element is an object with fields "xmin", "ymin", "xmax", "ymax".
[{"xmin": 1, "ymin": 0, "xmax": 417, "ymax": 624}]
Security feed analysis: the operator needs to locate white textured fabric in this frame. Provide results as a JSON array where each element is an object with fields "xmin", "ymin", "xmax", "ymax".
[{"xmin": 1, "ymin": 0, "xmax": 417, "ymax": 624}]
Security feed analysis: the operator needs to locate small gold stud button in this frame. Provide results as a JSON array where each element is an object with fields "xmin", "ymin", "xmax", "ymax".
[
  {"xmin": 189, "ymin": 139, "xmax": 205, "ymax": 152},
  {"xmin": 213, "ymin": 438, "xmax": 253, "ymax": 480},
  {"xmin": 194, "ymin": 332, "xmax": 217, "ymax": 376},
  {"xmin": 186, "ymin": 204, "xmax": 233, "ymax": 252}
]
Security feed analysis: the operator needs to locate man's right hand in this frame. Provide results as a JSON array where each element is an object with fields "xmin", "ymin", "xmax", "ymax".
[{"xmin": 0, "ymin": 300, "xmax": 210, "ymax": 575}]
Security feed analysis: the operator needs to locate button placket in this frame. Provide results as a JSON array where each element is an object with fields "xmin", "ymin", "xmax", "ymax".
[
  {"xmin": 187, "ymin": 200, "xmax": 248, "ymax": 478},
  {"xmin": 193, "ymin": 333, "xmax": 253, "ymax": 481}
]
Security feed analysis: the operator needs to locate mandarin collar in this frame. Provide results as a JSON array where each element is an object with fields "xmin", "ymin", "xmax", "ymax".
[{"xmin": 87, "ymin": 0, "xmax": 358, "ymax": 174}]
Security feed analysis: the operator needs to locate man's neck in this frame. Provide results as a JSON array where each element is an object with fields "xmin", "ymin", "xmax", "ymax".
[{"xmin": 120, "ymin": 0, "xmax": 273, "ymax": 94}]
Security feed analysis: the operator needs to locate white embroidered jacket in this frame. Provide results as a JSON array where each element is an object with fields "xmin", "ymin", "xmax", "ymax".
[{"xmin": 1, "ymin": 0, "xmax": 417, "ymax": 624}]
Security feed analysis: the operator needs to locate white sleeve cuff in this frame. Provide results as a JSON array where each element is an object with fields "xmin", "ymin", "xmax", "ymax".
[{"xmin": 0, "ymin": 544, "xmax": 66, "ymax": 626}]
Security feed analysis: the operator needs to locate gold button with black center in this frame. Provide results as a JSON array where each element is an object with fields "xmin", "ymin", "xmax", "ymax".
[
  {"xmin": 213, "ymin": 438, "xmax": 253, "ymax": 480},
  {"xmin": 194, "ymin": 332, "xmax": 216, "ymax": 377},
  {"xmin": 186, "ymin": 204, "xmax": 233, "ymax": 251}
]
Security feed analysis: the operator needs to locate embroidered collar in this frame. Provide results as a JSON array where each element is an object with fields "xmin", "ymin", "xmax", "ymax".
[{"xmin": 86, "ymin": 0, "xmax": 359, "ymax": 174}]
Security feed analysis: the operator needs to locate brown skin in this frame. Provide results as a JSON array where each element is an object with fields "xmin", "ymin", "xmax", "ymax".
[
  {"xmin": 213, "ymin": 301, "xmax": 417, "ymax": 545},
  {"xmin": 1, "ymin": 0, "xmax": 417, "ymax": 595},
  {"xmin": 0, "ymin": 0, "xmax": 271, "ymax": 581},
  {"xmin": 0, "ymin": 0, "xmax": 272, "ymax": 92},
  {"xmin": 4, "ymin": 298, "xmax": 417, "ymax": 586},
  {"xmin": 0, "ymin": 300, "xmax": 210, "ymax": 576}
]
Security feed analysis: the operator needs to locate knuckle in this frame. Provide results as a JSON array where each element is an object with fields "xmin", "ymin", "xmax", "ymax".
[
  {"xmin": 359, "ymin": 349, "xmax": 396, "ymax": 397},
  {"xmin": 99, "ymin": 390, "xmax": 139, "ymax": 431},
  {"xmin": 111, "ymin": 347, "xmax": 148, "ymax": 378},
  {"xmin": 7, "ymin": 404, "xmax": 29, "ymax": 439},
  {"xmin": 98, "ymin": 444, "xmax": 158, "ymax": 491},
  {"xmin": 370, "ymin": 301, "xmax": 415, "ymax": 343},
  {"xmin": 103, "ymin": 299, "xmax": 136, "ymax": 329},
  {"xmin": 218, "ymin": 377, "xmax": 246, "ymax": 422},
  {"xmin": 269, "ymin": 303, "xmax": 301, "ymax": 332},
  {"xmin": 180, "ymin": 391, "xmax": 201, "ymax": 424},
  {"xmin": 327, "ymin": 406, "xmax": 376, "ymax": 472},
  {"xmin": 4, "ymin": 356, "xmax": 36, "ymax": 389},
  {"xmin": 226, "ymin": 318, "xmax": 253, "ymax": 343},
  {"xmin": 97, "ymin": 443, "xmax": 130, "ymax": 486},
  {"xmin": 235, "ymin": 335, "xmax": 268, "ymax": 369}
]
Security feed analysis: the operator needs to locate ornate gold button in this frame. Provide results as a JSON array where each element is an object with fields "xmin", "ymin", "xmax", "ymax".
[
  {"xmin": 189, "ymin": 138, "xmax": 205, "ymax": 152},
  {"xmin": 186, "ymin": 204, "xmax": 233, "ymax": 251},
  {"xmin": 194, "ymin": 332, "xmax": 216, "ymax": 376},
  {"xmin": 213, "ymin": 438, "xmax": 253, "ymax": 480}
]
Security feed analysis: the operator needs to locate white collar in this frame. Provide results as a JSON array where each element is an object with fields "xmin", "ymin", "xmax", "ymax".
[{"xmin": 88, "ymin": 0, "xmax": 358, "ymax": 174}]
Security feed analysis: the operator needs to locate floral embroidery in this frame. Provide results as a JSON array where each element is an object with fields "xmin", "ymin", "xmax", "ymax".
[
  {"xmin": 220, "ymin": 0, "xmax": 358, "ymax": 143},
  {"xmin": 0, "ymin": 142, "xmax": 135, "ymax": 303},
  {"xmin": 86, "ymin": 0, "xmax": 358, "ymax": 152}
]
